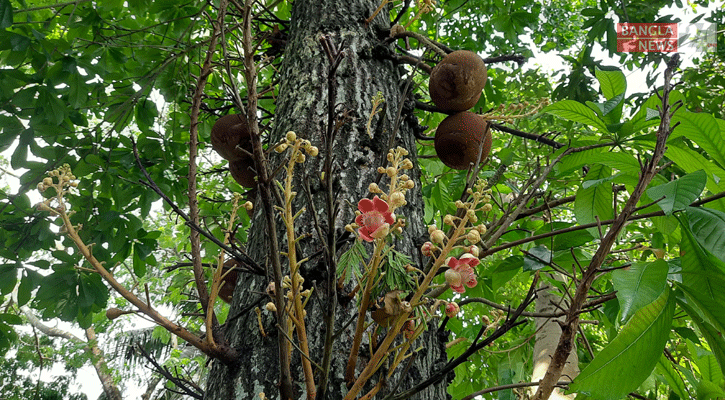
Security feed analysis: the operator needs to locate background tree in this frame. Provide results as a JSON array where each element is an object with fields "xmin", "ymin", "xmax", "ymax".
[{"xmin": 1, "ymin": 0, "xmax": 724, "ymax": 400}]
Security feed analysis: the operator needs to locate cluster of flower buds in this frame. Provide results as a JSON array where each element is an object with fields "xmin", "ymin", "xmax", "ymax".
[
  {"xmin": 274, "ymin": 131, "xmax": 319, "ymax": 160},
  {"xmin": 369, "ymin": 147, "xmax": 415, "ymax": 210},
  {"xmin": 37, "ymin": 164, "xmax": 77, "ymax": 193}
]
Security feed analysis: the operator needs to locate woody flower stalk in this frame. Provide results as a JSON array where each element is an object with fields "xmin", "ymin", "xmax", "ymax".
[
  {"xmin": 36, "ymin": 165, "xmax": 235, "ymax": 363},
  {"xmin": 344, "ymin": 146, "xmax": 415, "ymax": 385},
  {"xmin": 345, "ymin": 179, "xmax": 494, "ymax": 400},
  {"xmin": 274, "ymin": 131, "xmax": 319, "ymax": 399}
]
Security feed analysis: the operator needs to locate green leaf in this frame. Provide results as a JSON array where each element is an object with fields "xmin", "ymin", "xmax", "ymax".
[
  {"xmin": 522, "ymin": 245, "xmax": 551, "ymax": 271},
  {"xmin": 677, "ymin": 294, "xmax": 725, "ymax": 389},
  {"xmin": 685, "ymin": 207, "xmax": 725, "ymax": 263},
  {"xmin": 612, "ymin": 260, "xmax": 668, "ymax": 323},
  {"xmin": 671, "ymin": 112, "xmax": 725, "ymax": 170},
  {"xmin": 0, "ymin": 0, "xmax": 12, "ymax": 29},
  {"xmin": 645, "ymin": 170, "xmax": 707, "ymax": 215},
  {"xmin": 594, "ymin": 67, "xmax": 626, "ymax": 100},
  {"xmin": 574, "ymin": 165, "xmax": 613, "ymax": 236},
  {"xmin": 543, "ymin": 100, "xmax": 608, "ymax": 133},
  {"xmin": 666, "ymin": 143, "xmax": 725, "ymax": 207},
  {"xmin": 655, "ymin": 354, "xmax": 689, "ymax": 400},
  {"xmin": 677, "ymin": 217, "xmax": 725, "ymax": 334},
  {"xmin": 568, "ymin": 289, "xmax": 675, "ymax": 400},
  {"xmin": 589, "ymin": 152, "xmax": 641, "ymax": 175},
  {"xmin": 0, "ymin": 263, "xmax": 17, "ymax": 295}
]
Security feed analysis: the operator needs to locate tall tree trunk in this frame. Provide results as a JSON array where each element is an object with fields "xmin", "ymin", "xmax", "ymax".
[
  {"xmin": 205, "ymin": 0, "xmax": 450, "ymax": 399},
  {"xmin": 529, "ymin": 280, "xmax": 579, "ymax": 400}
]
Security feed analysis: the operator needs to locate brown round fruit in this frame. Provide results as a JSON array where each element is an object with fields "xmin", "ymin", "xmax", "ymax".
[
  {"xmin": 229, "ymin": 156, "xmax": 257, "ymax": 188},
  {"xmin": 211, "ymin": 114, "xmax": 251, "ymax": 161},
  {"xmin": 429, "ymin": 50, "xmax": 487, "ymax": 112},
  {"xmin": 434, "ymin": 111, "xmax": 492, "ymax": 170}
]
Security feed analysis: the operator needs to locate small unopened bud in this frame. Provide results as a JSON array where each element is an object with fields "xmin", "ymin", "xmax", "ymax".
[
  {"xmin": 431, "ymin": 229, "xmax": 446, "ymax": 244},
  {"xmin": 285, "ymin": 131, "xmax": 296, "ymax": 142},
  {"xmin": 274, "ymin": 143, "xmax": 288, "ymax": 153},
  {"xmin": 455, "ymin": 200, "xmax": 465, "ymax": 209},
  {"xmin": 445, "ymin": 302, "xmax": 460, "ymax": 318},
  {"xmin": 482, "ymin": 203, "xmax": 493, "ymax": 212},
  {"xmin": 43, "ymin": 177, "xmax": 53, "ymax": 186},
  {"xmin": 427, "ymin": 225, "xmax": 437, "ymax": 235},
  {"xmin": 399, "ymin": 174, "xmax": 409, "ymax": 181},
  {"xmin": 421, "ymin": 241, "xmax": 435, "ymax": 257},
  {"xmin": 405, "ymin": 180, "xmax": 415, "ymax": 189},
  {"xmin": 476, "ymin": 224, "xmax": 487, "ymax": 234},
  {"xmin": 467, "ymin": 229, "xmax": 481, "ymax": 244},
  {"xmin": 296, "ymin": 153, "xmax": 306, "ymax": 163},
  {"xmin": 443, "ymin": 215, "xmax": 454, "ymax": 226},
  {"xmin": 307, "ymin": 146, "xmax": 319, "ymax": 157},
  {"xmin": 377, "ymin": 166, "xmax": 386, "ymax": 174},
  {"xmin": 244, "ymin": 201, "xmax": 254, "ymax": 211},
  {"xmin": 265, "ymin": 302, "xmax": 277, "ymax": 312},
  {"xmin": 401, "ymin": 159, "xmax": 414, "ymax": 170},
  {"xmin": 389, "ymin": 192, "xmax": 406, "ymax": 207},
  {"xmin": 386, "ymin": 166, "xmax": 396, "ymax": 177},
  {"xmin": 468, "ymin": 245, "xmax": 480, "ymax": 257}
]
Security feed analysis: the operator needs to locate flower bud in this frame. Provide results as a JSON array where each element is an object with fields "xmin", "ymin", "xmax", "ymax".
[
  {"xmin": 421, "ymin": 241, "xmax": 435, "ymax": 257},
  {"xmin": 265, "ymin": 302, "xmax": 277, "ymax": 312},
  {"xmin": 430, "ymin": 229, "xmax": 446, "ymax": 244},
  {"xmin": 482, "ymin": 203, "xmax": 493, "ymax": 212},
  {"xmin": 445, "ymin": 302, "xmax": 460, "ymax": 318},
  {"xmin": 443, "ymin": 215, "xmax": 454, "ymax": 226},
  {"xmin": 467, "ymin": 229, "xmax": 481, "ymax": 244},
  {"xmin": 468, "ymin": 245, "xmax": 480, "ymax": 257},
  {"xmin": 386, "ymin": 166, "xmax": 396, "ymax": 177},
  {"xmin": 389, "ymin": 192, "xmax": 406, "ymax": 207},
  {"xmin": 307, "ymin": 146, "xmax": 319, "ymax": 157},
  {"xmin": 244, "ymin": 201, "xmax": 254, "ymax": 211},
  {"xmin": 285, "ymin": 131, "xmax": 296, "ymax": 142}
]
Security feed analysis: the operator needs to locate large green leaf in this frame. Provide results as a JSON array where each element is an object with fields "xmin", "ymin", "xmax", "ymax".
[
  {"xmin": 0, "ymin": 0, "xmax": 11, "ymax": 29},
  {"xmin": 671, "ymin": 111, "xmax": 725, "ymax": 170},
  {"xmin": 666, "ymin": 142, "xmax": 725, "ymax": 211},
  {"xmin": 654, "ymin": 353, "xmax": 689, "ymax": 400},
  {"xmin": 685, "ymin": 206, "xmax": 725, "ymax": 263},
  {"xmin": 677, "ymin": 217, "xmax": 725, "ymax": 334},
  {"xmin": 568, "ymin": 289, "xmax": 675, "ymax": 400},
  {"xmin": 612, "ymin": 260, "xmax": 668, "ymax": 323},
  {"xmin": 677, "ymin": 292, "xmax": 725, "ymax": 386},
  {"xmin": 589, "ymin": 151, "xmax": 641, "ymax": 175},
  {"xmin": 574, "ymin": 165, "xmax": 613, "ymax": 236},
  {"xmin": 543, "ymin": 100, "xmax": 608, "ymax": 133},
  {"xmin": 594, "ymin": 67, "xmax": 626, "ymax": 100},
  {"xmin": 645, "ymin": 170, "xmax": 707, "ymax": 216}
]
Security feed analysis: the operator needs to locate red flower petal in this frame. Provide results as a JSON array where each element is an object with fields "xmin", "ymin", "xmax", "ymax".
[
  {"xmin": 358, "ymin": 198, "xmax": 375, "ymax": 213},
  {"xmin": 372, "ymin": 196, "xmax": 389, "ymax": 213}
]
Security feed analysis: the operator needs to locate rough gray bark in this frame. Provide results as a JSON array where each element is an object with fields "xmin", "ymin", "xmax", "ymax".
[{"xmin": 205, "ymin": 0, "xmax": 450, "ymax": 399}]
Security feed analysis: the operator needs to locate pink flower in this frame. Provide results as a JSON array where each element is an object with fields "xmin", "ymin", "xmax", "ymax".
[
  {"xmin": 356, "ymin": 196, "xmax": 395, "ymax": 242},
  {"xmin": 445, "ymin": 302, "xmax": 460, "ymax": 318},
  {"xmin": 444, "ymin": 256, "xmax": 479, "ymax": 293}
]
